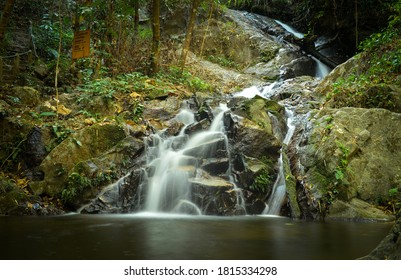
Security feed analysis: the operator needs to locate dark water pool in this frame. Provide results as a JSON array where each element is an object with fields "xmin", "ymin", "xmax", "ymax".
[{"xmin": 0, "ymin": 213, "xmax": 392, "ymax": 260}]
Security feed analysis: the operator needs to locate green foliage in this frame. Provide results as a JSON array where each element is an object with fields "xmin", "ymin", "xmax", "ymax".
[
  {"xmin": 226, "ymin": 0, "xmax": 256, "ymax": 8},
  {"xmin": 250, "ymin": 169, "xmax": 272, "ymax": 195},
  {"xmin": 137, "ymin": 26, "xmax": 153, "ymax": 40},
  {"xmin": 33, "ymin": 13, "xmax": 73, "ymax": 61},
  {"xmin": 327, "ymin": 1, "xmax": 401, "ymax": 110},
  {"xmin": 30, "ymin": 111, "xmax": 58, "ymax": 122},
  {"xmin": 76, "ymin": 72, "xmax": 147, "ymax": 104},
  {"xmin": 61, "ymin": 169, "xmax": 117, "ymax": 205},
  {"xmin": 44, "ymin": 124, "xmax": 74, "ymax": 152},
  {"xmin": 61, "ymin": 172, "xmax": 90, "ymax": 204},
  {"xmin": 6, "ymin": 96, "xmax": 20, "ymax": 105},
  {"xmin": 207, "ymin": 55, "xmax": 239, "ymax": 69},
  {"xmin": 334, "ymin": 141, "xmax": 350, "ymax": 186},
  {"xmin": 129, "ymin": 99, "xmax": 144, "ymax": 122},
  {"xmin": 160, "ymin": 66, "xmax": 212, "ymax": 92},
  {"xmin": 78, "ymin": 110, "xmax": 100, "ymax": 120},
  {"xmin": 327, "ymin": 72, "xmax": 397, "ymax": 110},
  {"xmin": 0, "ymin": 174, "xmax": 15, "ymax": 194},
  {"xmin": 387, "ymin": 175, "xmax": 401, "ymax": 214},
  {"xmin": 259, "ymin": 48, "xmax": 278, "ymax": 62},
  {"xmin": 0, "ymin": 136, "xmax": 26, "ymax": 171},
  {"xmin": 387, "ymin": 187, "xmax": 401, "ymax": 214}
]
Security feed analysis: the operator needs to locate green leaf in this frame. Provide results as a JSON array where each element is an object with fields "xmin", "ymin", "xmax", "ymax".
[{"xmin": 39, "ymin": 111, "xmax": 57, "ymax": 117}]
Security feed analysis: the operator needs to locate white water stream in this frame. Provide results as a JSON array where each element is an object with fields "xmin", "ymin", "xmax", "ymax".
[
  {"xmin": 275, "ymin": 20, "xmax": 305, "ymax": 39},
  {"xmin": 142, "ymin": 104, "xmax": 244, "ymax": 214},
  {"xmin": 234, "ymin": 86, "xmax": 297, "ymax": 215},
  {"xmin": 263, "ymin": 109, "xmax": 295, "ymax": 215},
  {"xmin": 274, "ymin": 19, "xmax": 332, "ymax": 79}
]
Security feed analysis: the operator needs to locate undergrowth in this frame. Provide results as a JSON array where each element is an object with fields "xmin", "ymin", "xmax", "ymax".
[{"xmin": 326, "ymin": 4, "xmax": 401, "ymax": 111}]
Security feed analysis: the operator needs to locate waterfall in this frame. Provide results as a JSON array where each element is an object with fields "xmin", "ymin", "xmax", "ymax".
[
  {"xmin": 311, "ymin": 56, "xmax": 332, "ymax": 79},
  {"xmin": 274, "ymin": 19, "xmax": 332, "ymax": 79},
  {"xmin": 274, "ymin": 20, "xmax": 304, "ymax": 39},
  {"xmin": 264, "ymin": 109, "xmax": 295, "ymax": 215},
  {"xmin": 141, "ymin": 104, "xmax": 243, "ymax": 215}
]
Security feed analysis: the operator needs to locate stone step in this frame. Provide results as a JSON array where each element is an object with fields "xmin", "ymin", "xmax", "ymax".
[{"xmin": 200, "ymin": 158, "xmax": 230, "ymax": 175}]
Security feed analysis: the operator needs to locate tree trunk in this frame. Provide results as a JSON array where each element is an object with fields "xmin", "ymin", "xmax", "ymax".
[
  {"xmin": 355, "ymin": 0, "xmax": 358, "ymax": 49},
  {"xmin": 180, "ymin": 0, "xmax": 201, "ymax": 70},
  {"xmin": 0, "ymin": 0, "xmax": 16, "ymax": 44},
  {"xmin": 99, "ymin": 0, "xmax": 115, "ymax": 69},
  {"xmin": 151, "ymin": 0, "xmax": 161, "ymax": 74},
  {"xmin": 133, "ymin": 0, "xmax": 139, "ymax": 35}
]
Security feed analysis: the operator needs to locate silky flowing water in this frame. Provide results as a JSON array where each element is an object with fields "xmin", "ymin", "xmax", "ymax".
[
  {"xmin": 139, "ymin": 104, "xmax": 245, "ymax": 214},
  {"xmin": 0, "ymin": 214, "xmax": 392, "ymax": 260}
]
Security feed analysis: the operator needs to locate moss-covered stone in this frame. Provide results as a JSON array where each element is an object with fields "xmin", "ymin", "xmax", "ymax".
[
  {"xmin": 61, "ymin": 136, "xmax": 145, "ymax": 209},
  {"xmin": 292, "ymin": 107, "xmax": 401, "ymax": 220},
  {"xmin": 282, "ymin": 149, "xmax": 300, "ymax": 218},
  {"xmin": 31, "ymin": 123, "xmax": 128, "ymax": 197},
  {"xmin": 11, "ymin": 86, "xmax": 40, "ymax": 107},
  {"xmin": 327, "ymin": 198, "xmax": 394, "ymax": 221}
]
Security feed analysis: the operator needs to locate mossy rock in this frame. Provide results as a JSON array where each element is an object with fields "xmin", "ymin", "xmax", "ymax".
[
  {"xmin": 31, "ymin": 123, "xmax": 128, "ymax": 197},
  {"xmin": 233, "ymin": 96, "xmax": 285, "ymax": 137},
  {"xmin": 327, "ymin": 198, "xmax": 394, "ymax": 222},
  {"xmin": 61, "ymin": 136, "xmax": 145, "ymax": 209},
  {"xmin": 282, "ymin": 149, "xmax": 300, "ymax": 218},
  {"xmin": 11, "ymin": 86, "xmax": 40, "ymax": 107}
]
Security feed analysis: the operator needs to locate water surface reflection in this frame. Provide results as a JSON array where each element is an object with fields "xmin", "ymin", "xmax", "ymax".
[{"xmin": 0, "ymin": 214, "xmax": 392, "ymax": 260}]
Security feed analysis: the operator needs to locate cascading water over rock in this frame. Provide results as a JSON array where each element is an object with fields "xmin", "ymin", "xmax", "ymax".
[
  {"xmin": 264, "ymin": 108, "xmax": 295, "ymax": 215},
  {"xmin": 139, "ymin": 104, "xmax": 245, "ymax": 215}
]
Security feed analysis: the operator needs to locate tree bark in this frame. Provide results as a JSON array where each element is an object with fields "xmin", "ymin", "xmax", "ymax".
[
  {"xmin": 0, "ymin": 0, "xmax": 16, "ymax": 44},
  {"xmin": 180, "ymin": 0, "xmax": 201, "ymax": 70},
  {"xmin": 151, "ymin": 0, "xmax": 161, "ymax": 74},
  {"xmin": 133, "ymin": 0, "xmax": 139, "ymax": 35}
]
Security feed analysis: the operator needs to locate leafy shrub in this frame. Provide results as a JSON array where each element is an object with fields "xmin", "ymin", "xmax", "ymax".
[
  {"xmin": 326, "ymin": 3, "xmax": 401, "ymax": 111},
  {"xmin": 250, "ymin": 169, "xmax": 272, "ymax": 196}
]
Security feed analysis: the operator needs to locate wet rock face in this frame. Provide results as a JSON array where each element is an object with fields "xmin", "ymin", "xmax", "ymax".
[
  {"xmin": 80, "ymin": 169, "xmax": 144, "ymax": 214},
  {"xmin": 190, "ymin": 180, "xmax": 240, "ymax": 215},
  {"xmin": 280, "ymin": 56, "xmax": 316, "ymax": 79}
]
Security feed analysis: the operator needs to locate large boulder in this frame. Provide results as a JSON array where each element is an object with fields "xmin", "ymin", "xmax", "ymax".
[
  {"xmin": 291, "ymin": 107, "xmax": 400, "ymax": 220},
  {"xmin": 228, "ymin": 96, "xmax": 283, "ymax": 160},
  {"xmin": 61, "ymin": 136, "xmax": 145, "ymax": 209},
  {"xmin": 30, "ymin": 123, "xmax": 129, "ymax": 198},
  {"xmin": 244, "ymin": 48, "xmax": 301, "ymax": 81}
]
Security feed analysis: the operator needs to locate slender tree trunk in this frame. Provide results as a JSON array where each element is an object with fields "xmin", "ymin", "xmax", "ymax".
[
  {"xmin": 134, "ymin": 0, "xmax": 139, "ymax": 35},
  {"xmin": 0, "ymin": 0, "xmax": 16, "ymax": 43},
  {"xmin": 355, "ymin": 0, "xmax": 358, "ymax": 49},
  {"xmin": 180, "ymin": 0, "xmax": 201, "ymax": 70},
  {"xmin": 151, "ymin": 0, "xmax": 161, "ymax": 74},
  {"xmin": 74, "ymin": 0, "xmax": 81, "ymax": 32},
  {"xmin": 200, "ymin": 0, "xmax": 214, "ymax": 58}
]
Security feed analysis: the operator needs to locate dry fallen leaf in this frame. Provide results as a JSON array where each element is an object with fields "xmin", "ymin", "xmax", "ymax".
[{"xmin": 57, "ymin": 104, "xmax": 72, "ymax": 115}]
